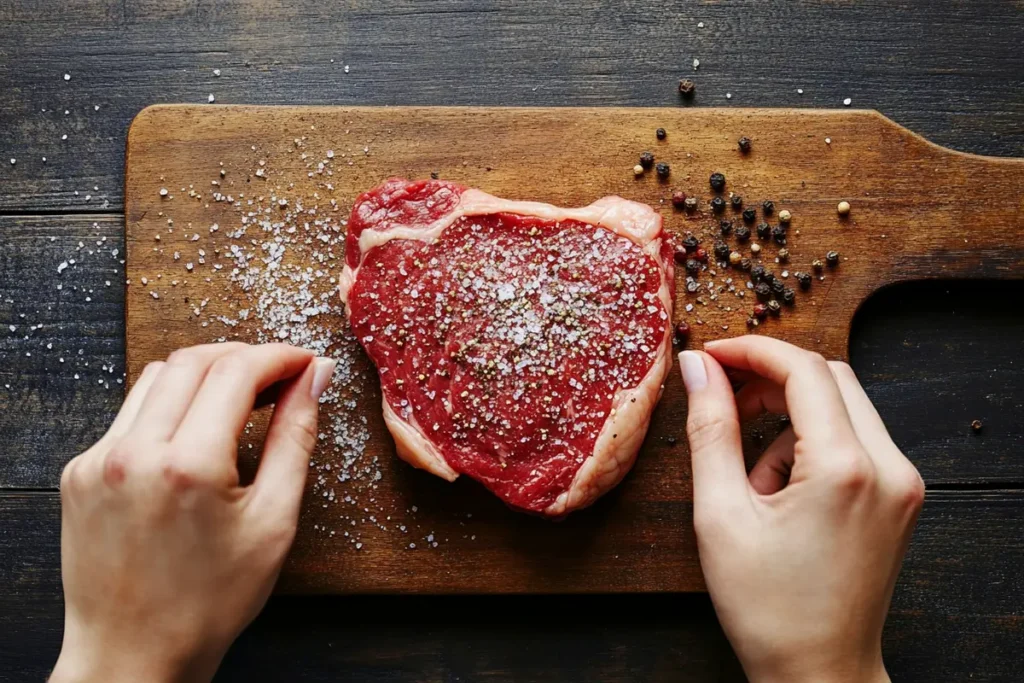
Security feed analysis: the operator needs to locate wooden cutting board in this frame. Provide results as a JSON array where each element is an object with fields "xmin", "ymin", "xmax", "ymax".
[{"xmin": 125, "ymin": 105, "xmax": 1023, "ymax": 594}]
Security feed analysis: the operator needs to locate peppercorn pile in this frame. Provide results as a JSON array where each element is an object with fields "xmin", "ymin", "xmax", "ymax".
[{"xmin": 635, "ymin": 135, "xmax": 844, "ymax": 345}]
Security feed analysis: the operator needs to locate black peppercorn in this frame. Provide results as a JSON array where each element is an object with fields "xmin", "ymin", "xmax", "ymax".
[
  {"xmin": 731, "ymin": 195, "xmax": 743, "ymax": 209},
  {"xmin": 656, "ymin": 162, "xmax": 671, "ymax": 179},
  {"xmin": 812, "ymin": 258, "xmax": 824, "ymax": 273},
  {"xmin": 756, "ymin": 222, "xmax": 771, "ymax": 240},
  {"xmin": 795, "ymin": 272, "xmax": 812, "ymax": 290},
  {"xmin": 671, "ymin": 190, "xmax": 687, "ymax": 208},
  {"xmin": 430, "ymin": 171, "xmax": 439, "ymax": 180},
  {"xmin": 751, "ymin": 264, "xmax": 767, "ymax": 283},
  {"xmin": 709, "ymin": 172, "xmax": 726, "ymax": 192},
  {"xmin": 685, "ymin": 258, "xmax": 701, "ymax": 275},
  {"xmin": 734, "ymin": 225, "xmax": 751, "ymax": 243},
  {"xmin": 826, "ymin": 250, "xmax": 840, "ymax": 267},
  {"xmin": 782, "ymin": 288, "xmax": 796, "ymax": 305},
  {"xmin": 755, "ymin": 282, "xmax": 772, "ymax": 301},
  {"xmin": 761, "ymin": 199, "xmax": 774, "ymax": 215},
  {"xmin": 771, "ymin": 280, "xmax": 785, "ymax": 297},
  {"xmin": 710, "ymin": 196, "xmax": 726, "ymax": 212},
  {"xmin": 767, "ymin": 299, "xmax": 782, "ymax": 316},
  {"xmin": 742, "ymin": 207, "xmax": 756, "ymax": 223},
  {"xmin": 678, "ymin": 79, "xmax": 696, "ymax": 97},
  {"xmin": 711, "ymin": 241, "xmax": 728, "ymax": 262},
  {"xmin": 739, "ymin": 257, "xmax": 752, "ymax": 272},
  {"xmin": 971, "ymin": 419, "xmax": 983, "ymax": 433},
  {"xmin": 656, "ymin": 127, "xmax": 667, "ymax": 140},
  {"xmin": 738, "ymin": 136, "xmax": 752, "ymax": 153},
  {"xmin": 713, "ymin": 240, "xmax": 730, "ymax": 261},
  {"xmin": 772, "ymin": 225, "xmax": 787, "ymax": 245},
  {"xmin": 682, "ymin": 235, "xmax": 699, "ymax": 252},
  {"xmin": 675, "ymin": 321, "xmax": 691, "ymax": 345},
  {"xmin": 639, "ymin": 152, "xmax": 655, "ymax": 170},
  {"xmin": 762, "ymin": 272, "xmax": 777, "ymax": 287},
  {"xmin": 719, "ymin": 220, "xmax": 733, "ymax": 236}
]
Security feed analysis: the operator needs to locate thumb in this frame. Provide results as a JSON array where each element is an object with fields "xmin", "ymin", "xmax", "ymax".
[
  {"xmin": 251, "ymin": 357, "xmax": 336, "ymax": 521},
  {"xmin": 680, "ymin": 350, "xmax": 750, "ymax": 516}
]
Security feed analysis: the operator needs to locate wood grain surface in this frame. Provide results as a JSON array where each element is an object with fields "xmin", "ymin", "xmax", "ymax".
[
  {"xmin": 3, "ymin": 0, "xmax": 1023, "ymax": 679},
  {"xmin": 124, "ymin": 105, "xmax": 1024, "ymax": 593}
]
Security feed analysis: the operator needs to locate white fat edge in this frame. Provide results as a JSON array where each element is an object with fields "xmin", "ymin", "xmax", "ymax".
[
  {"xmin": 354, "ymin": 188, "xmax": 663, "ymax": 257},
  {"xmin": 381, "ymin": 396, "xmax": 459, "ymax": 482}
]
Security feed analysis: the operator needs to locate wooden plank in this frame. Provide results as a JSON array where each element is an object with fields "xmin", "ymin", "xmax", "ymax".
[
  {"xmin": 121, "ymin": 104, "xmax": 1023, "ymax": 593},
  {"xmin": 1, "ymin": 0, "xmax": 1023, "ymax": 212},
  {"xmin": 0, "ymin": 215, "xmax": 124, "ymax": 488},
  {"xmin": 2, "ymin": 490, "xmax": 1022, "ymax": 681}
]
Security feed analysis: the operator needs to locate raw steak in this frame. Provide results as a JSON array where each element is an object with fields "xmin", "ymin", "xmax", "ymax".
[{"xmin": 340, "ymin": 178, "xmax": 674, "ymax": 516}]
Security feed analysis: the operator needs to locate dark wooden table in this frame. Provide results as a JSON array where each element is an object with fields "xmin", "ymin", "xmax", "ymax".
[{"xmin": 1, "ymin": 2, "xmax": 1022, "ymax": 681}]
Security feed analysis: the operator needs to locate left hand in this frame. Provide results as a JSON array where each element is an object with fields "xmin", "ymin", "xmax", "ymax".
[{"xmin": 50, "ymin": 343, "xmax": 336, "ymax": 683}]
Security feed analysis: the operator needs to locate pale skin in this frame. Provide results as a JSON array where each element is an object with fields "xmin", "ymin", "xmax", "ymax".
[{"xmin": 51, "ymin": 337, "xmax": 923, "ymax": 683}]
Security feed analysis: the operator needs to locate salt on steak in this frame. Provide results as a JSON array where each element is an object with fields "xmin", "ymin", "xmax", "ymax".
[{"xmin": 339, "ymin": 178, "xmax": 674, "ymax": 517}]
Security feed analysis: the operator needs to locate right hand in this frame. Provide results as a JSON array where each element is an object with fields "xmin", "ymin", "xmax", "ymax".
[{"xmin": 679, "ymin": 336, "xmax": 925, "ymax": 683}]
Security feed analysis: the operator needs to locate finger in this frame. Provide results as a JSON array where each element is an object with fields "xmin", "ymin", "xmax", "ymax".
[
  {"xmin": 250, "ymin": 358, "xmax": 336, "ymax": 520},
  {"xmin": 104, "ymin": 360, "xmax": 165, "ymax": 441},
  {"xmin": 704, "ymin": 336, "xmax": 858, "ymax": 452},
  {"xmin": 748, "ymin": 427, "xmax": 797, "ymax": 495},
  {"xmin": 734, "ymin": 378, "xmax": 787, "ymax": 422},
  {"xmin": 176, "ymin": 344, "xmax": 316, "ymax": 451},
  {"xmin": 827, "ymin": 362, "xmax": 906, "ymax": 469},
  {"xmin": 133, "ymin": 342, "xmax": 249, "ymax": 441},
  {"xmin": 680, "ymin": 351, "xmax": 751, "ymax": 514}
]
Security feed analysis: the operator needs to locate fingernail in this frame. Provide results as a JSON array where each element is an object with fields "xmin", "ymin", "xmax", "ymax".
[
  {"xmin": 679, "ymin": 351, "xmax": 708, "ymax": 392},
  {"xmin": 310, "ymin": 357, "xmax": 337, "ymax": 400}
]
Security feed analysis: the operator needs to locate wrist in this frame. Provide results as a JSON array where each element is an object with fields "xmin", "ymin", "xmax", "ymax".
[
  {"xmin": 50, "ymin": 651, "xmax": 178, "ymax": 683},
  {"xmin": 51, "ymin": 637, "xmax": 220, "ymax": 683},
  {"xmin": 747, "ymin": 658, "xmax": 890, "ymax": 683}
]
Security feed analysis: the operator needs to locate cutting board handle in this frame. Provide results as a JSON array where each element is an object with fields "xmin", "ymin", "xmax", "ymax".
[
  {"xmin": 795, "ymin": 114, "xmax": 1024, "ymax": 358},
  {"xmin": 880, "ymin": 125, "xmax": 1024, "ymax": 283}
]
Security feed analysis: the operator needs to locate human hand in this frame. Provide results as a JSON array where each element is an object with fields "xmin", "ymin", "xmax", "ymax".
[
  {"xmin": 50, "ymin": 343, "xmax": 336, "ymax": 683},
  {"xmin": 679, "ymin": 336, "xmax": 924, "ymax": 683}
]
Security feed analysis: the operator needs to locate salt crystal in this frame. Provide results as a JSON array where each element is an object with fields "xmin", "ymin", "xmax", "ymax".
[
  {"xmin": 208, "ymin": 94, "xmax": 215, "ymax": 103},
  {"xmin": 213, "ymin": 69, "xmax": 221, "ymax": 76},
  {"xmin": 64, "ymin": 73, "xmax": 71, "ymax": 81},
  {"xmin": 57, "ymin": 261, "xmax": 68, "ymax": 274},
  {"xmin": 693, "ymin": 58, "xmax": 700, "ymax": 70},
  {"xmin": 843, "ymin": 97, "xmax": 852, "ymax": 106}
]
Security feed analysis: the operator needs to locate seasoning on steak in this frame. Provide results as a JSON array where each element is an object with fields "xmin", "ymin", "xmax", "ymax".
[{"xmin": 340, "ymin": 178, "xmax": 674, "ymax": 516}]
